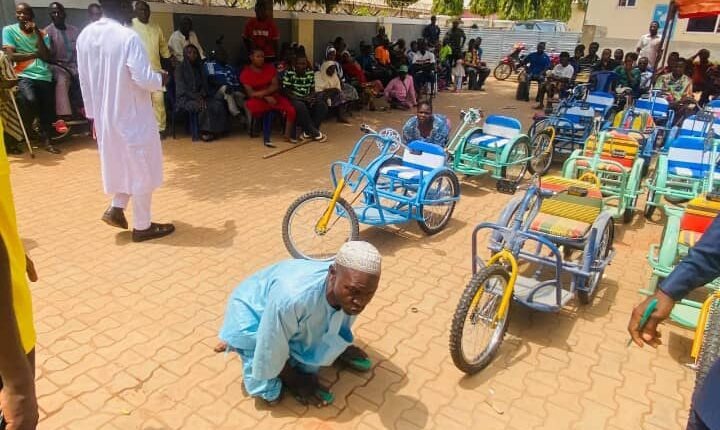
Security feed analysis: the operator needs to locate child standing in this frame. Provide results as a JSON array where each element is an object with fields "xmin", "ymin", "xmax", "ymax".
[{"xmin": 452, "ymin": 58, "xmax": 466, "ymax": 93}]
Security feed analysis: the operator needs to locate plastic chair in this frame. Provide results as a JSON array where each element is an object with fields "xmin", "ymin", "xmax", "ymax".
[
  {"xmin": 171, "ymin": 109, "xmax": 200, "ymax": 141},
  {"xmin": 589, "ymin": 71, "xmax": 618, "ymax": 93},
  {"xmin": 166, "ymin": 79, "xmax": 200, "ymax": 141}
]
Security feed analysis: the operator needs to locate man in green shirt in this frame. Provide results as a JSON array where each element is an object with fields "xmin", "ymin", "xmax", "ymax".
[
  {"xmin": 282, "ymin": 56, "xmax": 327, "ymax": 142},
  {"xmin": 2, "ymin": 3, "xmax": 62, "ymax": 154},
  {"xmin": 613, "ymin": 52, "xmax": 641, "ymax": 94},
  {"xmin": 439, "ymin": 38, "xmax": 452, "ymax": 90},
  {"xmin": 654, "ymin": 58, "xmax": 694, "ymax": 126}
]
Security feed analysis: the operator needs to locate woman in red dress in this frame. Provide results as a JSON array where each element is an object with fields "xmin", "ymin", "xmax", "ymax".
[{"xmin": 240, "ymin": 48, "xmax": 296, "ymax": 147}]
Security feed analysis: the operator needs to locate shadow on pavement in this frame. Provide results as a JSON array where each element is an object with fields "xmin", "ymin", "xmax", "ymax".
[
  {"xmin": 359, "ymin": 217, "xmax": 467, "ymax": 258},
  {"xmin": 265, "ymin": 346, "xmax": 429, "ymax": 428},
  {"xmin": 114, "ymin": 220, "xmax": 237, "ymax": 248}
]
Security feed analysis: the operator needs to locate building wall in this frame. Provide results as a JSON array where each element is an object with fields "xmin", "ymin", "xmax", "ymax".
[
  {"xmin": 567, "ymin": 3, "xmax": 586, "ymax": 32},
  {"xmin": 313, "ymin": 20, "xmax": 376, "ymax": 62},
  {"xmin": 584, "ymin": 0, "xmax": 719, "ymax": 44},
  {"xmin": 19, "ymin": 0, "xmax": 429, "ymax": 67},
  {"xmin": 391, "ymin": 23, "xmax": 425, "ymax": 44}
]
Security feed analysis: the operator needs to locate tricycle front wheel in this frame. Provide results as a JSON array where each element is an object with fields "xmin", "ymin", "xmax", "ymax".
[
  {"xmin": 449, "ymin": 265, "xmax": 511, "ymax": 374},
  {"xmin": 282, "ymin": 190, "xmax": 360, "ymax": 261},
  {"xmin": 528, "ymin": 130, "xmax": 554, "ymax": 176}
]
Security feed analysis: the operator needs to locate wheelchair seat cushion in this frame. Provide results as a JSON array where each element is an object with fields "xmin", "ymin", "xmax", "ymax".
[
  {"xmin": 539, "ymin": 176, "xmax": 603, "ymax": 200},
  {"xmin": 380, "ymin": 165, "xmax": 422, "ymax": 180},
  {"xmin": 467, "ymin": 115, "xmax": 521, "ymax": 149},
  {"xmin": 530, "ymin": 176, "xmax": 603, "ymax": 239},
  {"xmin": 678, "ymin": 229, "xmax": 702, "ymax": 247},
  {"xmin": 379, "ymin": 141, "xmax": 445, "ymax": 181},
  {"xmin": 667, "ymin": 136, "xmax": 712, "ymax": 179},
  {"xmin": 679, "ymin": 195, "xmax": 720, "ymax": 236},
  {"xmin": 531, "ymin": 213, "xmax": 591, "ymax": 240},
  {"xmin": 580, "ymin": 132, "xmax": 640, "ymax": 170},
  {"xmin": 635, "ymin": 97, "xmax": 670, "ymax": 120},
  {"xmin": 611, "ymin": 110, "xmax": 655, "ymax": 133},
  {"xmin": 467, "ymin": 133, "xmax": 509, "ymax": 149}
]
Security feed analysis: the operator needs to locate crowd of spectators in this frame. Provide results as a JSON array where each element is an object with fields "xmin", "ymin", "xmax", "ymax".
[
  {"xmin": 513, "ymin": 20, "xmax": 719, "ymax": 121},
  {"xmin": 2, "ymin": 2, "xmax": 719, "ymax": 153}
]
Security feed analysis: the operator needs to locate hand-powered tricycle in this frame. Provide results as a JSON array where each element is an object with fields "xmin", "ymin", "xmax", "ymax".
[
  {"xmin": 642, "ymin": 193, "xmax": 720, "ymax": 328},
  {"xmin": 446, "ymin": 108, "xmax": 534, "ymax": 183},
  {"xmin": 643, "ymin": 111, "xmax": 720, "ymax": 219},
  {"xmin": 282, "ymin": 126, "xmax": 460, "ymax": 261},
  {"xmin": 449, "ymin": 174, "xmax": 615, "ymax": 373}
]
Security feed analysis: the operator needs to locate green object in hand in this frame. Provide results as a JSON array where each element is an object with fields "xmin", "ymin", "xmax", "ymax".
[{"xmin": 627, "ymin": 298, "xmax": 658, "ymax": 347}]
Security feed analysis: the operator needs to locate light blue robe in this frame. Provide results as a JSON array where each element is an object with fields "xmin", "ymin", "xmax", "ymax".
[{"xmin": 219, "ymin": 259, "xmax": 355, "ymax": 401}]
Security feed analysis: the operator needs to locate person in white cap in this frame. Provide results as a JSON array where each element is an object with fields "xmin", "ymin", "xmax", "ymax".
[{"xmin": 217, "ymin": 241, "xmax": 381, "ymax": 407}]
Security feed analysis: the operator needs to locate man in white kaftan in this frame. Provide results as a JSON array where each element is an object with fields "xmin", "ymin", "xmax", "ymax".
[
  {"xmin": 76, "ymin": 0, "xmax": 175, "ymax": 242},
  {"xmin": 218, "ymin": 242, "xmax": 381, "ymax": 407}
]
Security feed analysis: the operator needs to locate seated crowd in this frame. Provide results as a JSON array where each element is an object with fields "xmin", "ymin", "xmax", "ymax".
[
  {"xmin": 514, "ymin": 25, "xmax": 719, "ymax": 125},
  {"xmin": 0, "ymin": 1, "xmax": 466, "ymax": 154},
  {"xmin": 2, "ymin": 3, "xmax": 719, "ymax": 154}
]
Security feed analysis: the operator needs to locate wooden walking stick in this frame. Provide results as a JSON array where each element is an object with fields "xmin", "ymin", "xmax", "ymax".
[
  {"xmin": 262, "ymin": 140, "xmax": 312, "ymax": 159},
  {"xmin": 9, "ymin": 90, "xmax": 34, "ymax": 158}
]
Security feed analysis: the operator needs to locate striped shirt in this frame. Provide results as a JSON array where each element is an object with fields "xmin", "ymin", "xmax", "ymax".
[{"xmin": 282, "ymin": 69, "xmax": 315, "ymax": 98}]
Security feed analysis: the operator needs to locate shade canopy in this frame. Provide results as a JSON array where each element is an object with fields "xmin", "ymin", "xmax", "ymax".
[{"xmin": 674, "ymin": 0, "xmax": 720, "ymax": 18}]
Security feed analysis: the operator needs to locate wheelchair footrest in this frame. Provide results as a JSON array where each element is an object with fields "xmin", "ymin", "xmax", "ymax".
[{"xmin": 514, "ymin": 276, "xmax": 573, "ymax": 311}]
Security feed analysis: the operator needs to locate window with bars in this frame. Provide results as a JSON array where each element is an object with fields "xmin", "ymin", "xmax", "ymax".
[{"xmin": 618, "ymin": 0, "xmax": 637, "ymax": 6}]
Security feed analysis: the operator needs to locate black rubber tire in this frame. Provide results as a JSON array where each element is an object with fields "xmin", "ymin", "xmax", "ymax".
[
  {"xmin": 640, "ymin": 160, "xmax": 650, "ymax": 178},
  {"xmin": 500, "ymin": 139, "xmax": 530, "ymax": 183},
  {"xmin": 282, "ymin": 190, "xmax": 360, "ymax": 260},
  {"xmin": 623, "ymin": 207, "xmax": 634, "ymax": 224},
  {"xmin": 578, "ymin": 220, "xmax": 614, "ymax": 305},
  {"xmin": 493, "ymin": 63, "xmax": 512, "ymax": 81},
  {"xmin": 449, "ymin": 265, "xmax": 510, "ymax": 374},
  {"xmin": 643, "ymin": 189, "xmax": 657, "ymax": 220},
  {"xmin": 528, "ymin": 130, "xmax": 554, "ymax": 175},
  {"xmin": 417, "ymin": 171, "xmax": 460, "ymax": 235},
  {"xmin": 373, "ymin": 157, "xmax": 403, "ymax": 182},
  {"xmin": 696, "ymin": 296, "xmax": 720, "ymax": 389},
  {"xmin": 372, "ymin": 157, "xmax": 404, "ymax": 203}
]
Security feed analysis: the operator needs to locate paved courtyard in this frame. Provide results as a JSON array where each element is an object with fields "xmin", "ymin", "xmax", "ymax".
[{"xmin": 9, "ymin": 79, "xmax": 696, "ymax": 429}]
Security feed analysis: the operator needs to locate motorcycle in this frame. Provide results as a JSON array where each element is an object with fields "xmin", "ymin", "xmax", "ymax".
[{"xmin": 493, "ymin": 43, "xmax": 527, "ymax": 81}]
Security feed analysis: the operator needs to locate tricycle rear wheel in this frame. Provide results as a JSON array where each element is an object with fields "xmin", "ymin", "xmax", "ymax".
[
  {"xmin": 501, "ymin": 140, "xmax": 530, "ymax": 183},
  {"xmin": 417, "ymin": 171, "xmax": 459, "ymax": 235},
  {"xmin": 282, "ymin": 190, "xmax": 360, "ymax": 261},
  {"xmin": 578, "ymin": 219, "xmax": 614, "ymax": 305},
  {"xmin": 449, "ymin": 265, "xmax": 511, "ymax": 374}
]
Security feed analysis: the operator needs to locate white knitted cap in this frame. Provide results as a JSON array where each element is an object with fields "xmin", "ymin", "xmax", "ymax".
[{"xmin": 335, "ymin": 241, "xmax": 382, "ymax": 275}]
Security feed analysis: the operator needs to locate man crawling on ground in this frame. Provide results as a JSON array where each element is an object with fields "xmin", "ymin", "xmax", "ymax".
[{"xmin": 216, "ymin": 241, "xmax": 381, "ymax": 407}]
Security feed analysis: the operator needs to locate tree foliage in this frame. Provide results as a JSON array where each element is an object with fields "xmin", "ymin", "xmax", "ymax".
[
  {"xmin": 387, "ymin": 0, "xmax": 419, "ymax": 7},
  {"xmin": 272, "ymin": 0, "xmax": 341, "ymax": 13},
  {"xmin": 431, "ymin": 0, "xmax": 463, "ymax": 16},
  {"xmin": 469, "ymin": 0, "xmax": 499, "ymax": 16},
  {"xmin": 468, "ymin": 0, "xmax": 573, "ymax": 20}
]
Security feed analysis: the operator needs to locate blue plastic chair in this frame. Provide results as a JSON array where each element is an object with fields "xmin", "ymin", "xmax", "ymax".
[{"xmin": 589, "ymin": 71, "xmax": 618, "ymax": 93}]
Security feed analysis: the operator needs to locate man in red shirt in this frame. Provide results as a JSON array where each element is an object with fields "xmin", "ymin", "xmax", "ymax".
[{"xmin": 243, "ymin": 0, "xmax": 279, "ymax": 63}]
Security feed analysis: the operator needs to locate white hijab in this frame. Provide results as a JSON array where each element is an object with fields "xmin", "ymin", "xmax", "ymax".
[{"xmin": 315, "ymin": 61, "xmax": 342, "ymax": 92}]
